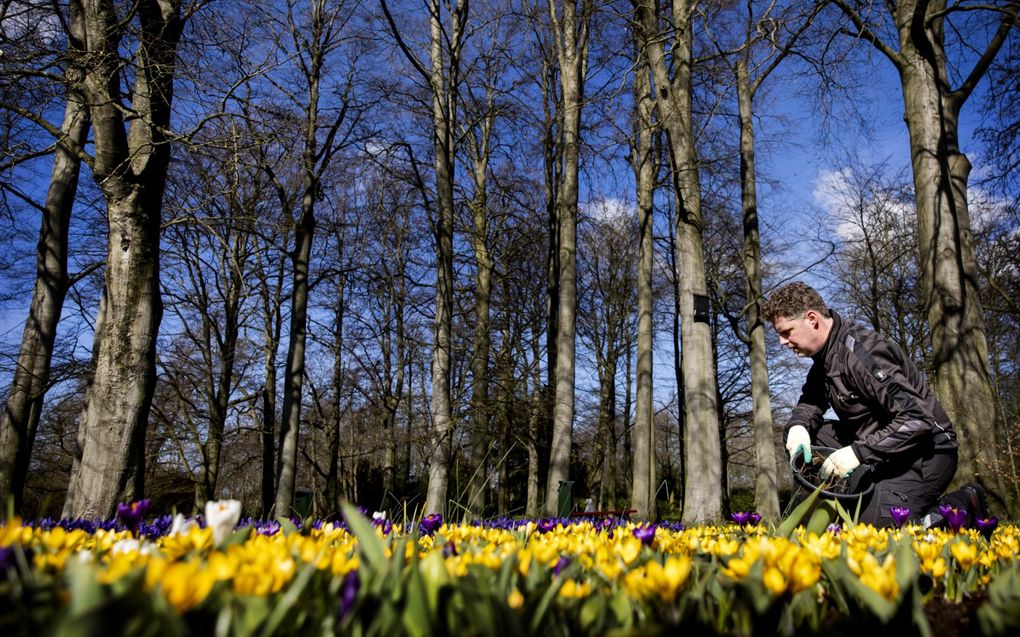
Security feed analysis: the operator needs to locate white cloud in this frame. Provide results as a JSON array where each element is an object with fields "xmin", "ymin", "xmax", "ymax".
[{"xmin": 582, "ymin": 196, "xmax": 633, "ymax": 225}]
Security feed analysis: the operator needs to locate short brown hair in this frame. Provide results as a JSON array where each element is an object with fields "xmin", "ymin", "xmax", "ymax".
[{"xmin": 761, "ymin": 282, "xmax": 831, "ymax": 322}]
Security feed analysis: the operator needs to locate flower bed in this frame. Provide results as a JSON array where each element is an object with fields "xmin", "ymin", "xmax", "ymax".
[{"xmin": 3, "ymin": 499, "xmax": 1020, "ymax": 636}]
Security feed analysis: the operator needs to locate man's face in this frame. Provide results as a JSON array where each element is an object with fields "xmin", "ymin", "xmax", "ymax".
[{"xmin": 772, "ymin": 312, "xmax": 825, "ymax": 357}]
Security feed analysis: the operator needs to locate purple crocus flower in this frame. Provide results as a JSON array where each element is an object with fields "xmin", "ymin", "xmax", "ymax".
[
  {"xmin": 442, "ymin": 540, "xmax": 458, "ymax": 557},
  {"xmin": 730, "ymin": 511, "xmax": 751, "ymax": 525},
  {"xmin": 115, "ymin": 499, "xmax": 152, "ymax": 532},
  {"xmin": 537, "ymin": 519, "xmax": 556, "ymax": 534},
  {"xmin": 826, "ymin": 523, "xmax": 842, "ymax": 535},
  {"xmin": 420, "ymin": 513, "xmax": 443, "ymax": 535},
  {"xmin": 890, "ymin": 506, "xmax": 911, "ymax": 528},
  {"xmin": 749, "ymin": 512, "xmax": 762, "ymax": 525},
  {"xmin": 975, "ymin": 517, "xmax": 998, "ymax": 541},
  {"xmin": 553, "ymin": 556, "xmax": 571, "ymax": 576},
  {"xmin": 338, "ymin": 570, "xmax": 360, "ymax": 620},
  {"xmin": 939, "ymin": 504, "xmax": 968, "ymax": 533},
  {"xmin": 632, "ymin": 525, "xmax": 656, "ymax": 546}
]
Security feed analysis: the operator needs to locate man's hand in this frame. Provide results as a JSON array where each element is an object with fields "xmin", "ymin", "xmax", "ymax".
[
  {"xmin": 785, "ymin": 425, "xmax": 812, "ymax": 463},
  {"xmin": 820, "ymin": 446, "xmax": 860, "ymax": 479}
]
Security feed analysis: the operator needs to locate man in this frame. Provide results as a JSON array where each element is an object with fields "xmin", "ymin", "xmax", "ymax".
[{"xmin": 762, "ymin": 282, "xmax": 980, "ymax": 527}]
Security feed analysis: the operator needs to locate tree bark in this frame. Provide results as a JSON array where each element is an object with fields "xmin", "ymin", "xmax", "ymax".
[
  {"xmin": 256, "ymin": 242, "xmax": 285, "ymax": 517},
  {"xmin": 632, "ymin": 0, "xmax": 723, "ymax": 523},
  {"xmin": 194, "ymin": 223, "xmax": 246, "ymax": 506},
  {"xmin": 832, "ymin": 0, "xmax": 1019, "ymax": 514},
  {"xmin": 466, "ymin": 104, "xmax": 495, "ymax": 516},
  {"xmin": 423, "ymin": 0, "xmax": 465, "ymax": 516},
  {"xmin": 630, "ymin": 59, "xmax": 657, "ymax": 521},
  {"xmin": 0, "ymin": 10, "xmax": 89, "ymax": 512},
  {"xmin": 735, "ymin": 58, "xmax": 780, "ymax": 522},
  {"xmin": 65, "ymin": 0, "xmax": 182, "ymax": 519},
  {"xmin": 544, "ymin": 0, "xmax": 591, "ymax": 517}
]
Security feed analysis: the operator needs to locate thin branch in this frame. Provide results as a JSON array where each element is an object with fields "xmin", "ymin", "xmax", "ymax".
[{"xmin": 830, "ymin": 0, "xmax": 903, "ymax": 69}]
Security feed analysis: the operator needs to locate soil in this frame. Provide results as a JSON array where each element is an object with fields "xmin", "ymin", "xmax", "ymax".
[{"xmin": 923, "ymin": 591, "xmax": 987, "ymax": 637}]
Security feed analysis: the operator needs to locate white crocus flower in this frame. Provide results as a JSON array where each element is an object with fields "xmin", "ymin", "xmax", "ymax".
[
  {"xmin": 205, "ymin": 499, "xmax": 242, "ymax": 545},
  {"xmin": 372, "ymin": 511, "xmax": 387, "ymax": 521},
  {"xmin": 111, "ymin": 538, "xmax": 154, "ymax": 556},
  {"xmin": 169, "ymin": 513, "xmax": 199, "ymax": 537}
]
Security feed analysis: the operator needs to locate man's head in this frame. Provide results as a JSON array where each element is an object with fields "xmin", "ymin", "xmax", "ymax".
[{"xmin": 761, "ymin": 282, "xmax": 833, "ymax": 357}]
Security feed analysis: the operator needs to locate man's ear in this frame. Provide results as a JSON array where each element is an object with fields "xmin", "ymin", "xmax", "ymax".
[{"xmin": 804, "ymin": 309, "xmax": 819, "ymax": 327}]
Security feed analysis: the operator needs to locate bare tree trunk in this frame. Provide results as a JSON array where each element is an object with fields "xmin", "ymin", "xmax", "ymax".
[
  {"xmin": 256, "ymin": 242, "xmax": 285, "ymax": 516},
  {"xmin": 276, "ymin": 179, "xmax": 316, "ymax": 514},
  {"xmin": 326, "ymin": 264, "xmax": 347, "ymax": 512},
  {"xmin": 540, "ymin": 39, "xmax": 561, "ymax": 508},
  {"xmin": 735, "ymin": 59, "xmax": 780, "ymax": 522},
  {"xmin": 274, "ymin": 0, "xmax": 359, "ymax": 514},
  {"xmin": 632, "ymin": 0, "xmax": 722, "ymax": 523},
  {"xmin": 196, "ymin": 226, "xmax": 246, "ymax": 506},
  {"xmin": 599, "ymin": 360, "xmax": 618, "ymax": 509},
  {"xmin": 422, "ymin": 0, "xmax": 466, "ymax": 516},
  {"xmin": 0, "ymin": 20, "xmax": 89, "ymax": 512},
  {"xmin": 630, "ymin": 59, "xmax": 657, "ymax": 521},
  {"xmin": 832, "ymin": 0, "xmax": 1019, "ymax": 514},
  {"xmin": 526, "ymin": 332, "xmax": 543, "ymax": 517},
  {"xmin": 544, "ymin": 0, "xmax": 591, "ymax": 517},
  {"xmin": 466, "ymin": 108, "xmax": 495, "ymax": 516},
  {"xmin": 66, "ymin": 0, "xmax": 182, "ymax": 519}
]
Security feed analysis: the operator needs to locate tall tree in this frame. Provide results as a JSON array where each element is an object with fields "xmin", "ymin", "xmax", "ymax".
[
  {"xmin": 631, "ymin": 0, "xmax": 723, "ymax": 522},
  {"xmin": 159, "ymin": 126, "xmax": 259, "ymax": 507},
  {"xmin": 462, "ymin": 56, "xmax": 501, "ymax": 517},
  {"xmin": 829, "ymin": 0, "xmax": 1020, "ymax": 514},
  {"xmin": 578, "ymin": 212, "xmax": 637, "ymax": 510},
  {"xmin": 381, "ymin": 0, "xmax": 467, "ymax": 516},
  {"xmin": 713, "ymin": 0, "xmax": 821, "ymax": 522},
  {"xmin": 65, "ymin": 0, "xmax": 185, "ymax": 518},
  {"xmin": 262, "ymin": 0, "xmax": 364, "ymax": 515},
  {"xmin": 0, "ymin": 3, "xmax": 90, "ymax": 512},
  {"xmin": 543, "ymin": 0, "xmax": 592, "ymax": 516},
  {"xmin": 629, "ymin": 57, "xmax": 657, "ymax": 521}
]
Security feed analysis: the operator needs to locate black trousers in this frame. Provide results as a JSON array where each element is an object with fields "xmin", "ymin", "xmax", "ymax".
[{"xmin": 813, "ymin": 420, "xmax": 958, "ymax": 527}]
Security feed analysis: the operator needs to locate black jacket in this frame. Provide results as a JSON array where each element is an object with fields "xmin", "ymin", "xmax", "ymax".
[{"xmin": 785, "ymin": 311, "xmax": 957, "ymax": 464}]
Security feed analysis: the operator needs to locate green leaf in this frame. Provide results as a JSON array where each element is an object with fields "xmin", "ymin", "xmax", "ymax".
[
  {"xmin": 276, "ymin": 517, "xmax": 300, "ymax": 536},
  {"xmin": 528, "ymin": 571, "xmax": 569, "ymax": 633},
  {"xmin": 401, "ymin": 562, "xmax": 432, "ymax": 637},
  {"xmin": 821, "ymin": 555, "xmax": 896, "ymax": 622},
  {"xmin": 418, "ymin": 551, "xmax": 449, "ymax": 613},
  {"xmin": 257, "ymin": 561, "xmax": 319, "ymax": 637},
  {"xmin": 579, "ymin": 595, "xmax": 603, "ymax": 631},
  {"xmin": 805, "ymin": 500, "xmax": 841, "ymax": 535},
  {"xmin": 607, "ymin": 590, "xmax": 633, "ymax": 628},
  {"xmin": 221, "ymin": 525, "xmax": 253, "ymax": 549},
  {"xmin": 777, "ymin": 484, "xmax": 824, "ymax": 537},
  {"xmin": 341, "ymin": 502, "xmax": 387, "ymax": 572}
]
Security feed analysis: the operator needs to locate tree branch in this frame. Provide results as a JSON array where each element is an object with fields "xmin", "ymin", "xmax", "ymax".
[
  {"xmin": 830, "ymin": 0, "xmax": 904, "ymax": 69},
  {"xmin": 946, "ymin": 1, "xmax": 1019, "ymax": 112}
]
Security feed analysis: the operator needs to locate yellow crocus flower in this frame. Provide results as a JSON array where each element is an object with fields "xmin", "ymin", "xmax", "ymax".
[
  {"xmin": 157, "ymin": 559, "xmax": 216, "ymax": 613},
  {"xmin": 558, "ymin": 578, "xmax": 591, "ymax": 598},
  {"xmin": 507, "ymin": 589, "xmax": 524, "ymax": 609},
  {"xmin": 763, "ymin": 566, "xmax": 787, "ymax": 596},
  {"xmin": 950, "ymin": 541, "xmax": 978, "ymax": 570}
]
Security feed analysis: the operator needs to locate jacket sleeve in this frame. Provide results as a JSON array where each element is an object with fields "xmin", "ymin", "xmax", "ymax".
[
  {"xmin": 846, "ymin": 335, "xmax": 937, "ymax": 463},
  {"xmin": 785, "ymin": 363, "xmax": 826, "ymax": 439}
]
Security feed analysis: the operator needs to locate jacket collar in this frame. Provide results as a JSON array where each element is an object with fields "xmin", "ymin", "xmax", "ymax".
[{"xmin": 812, "ymin": 309, "xmax": 844, "ymax": 363}]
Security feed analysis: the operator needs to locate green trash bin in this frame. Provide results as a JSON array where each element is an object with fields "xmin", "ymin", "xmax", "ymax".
[{"xmin": 557, "ymin": 481, "xmax": 574, "ymax": 517}]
